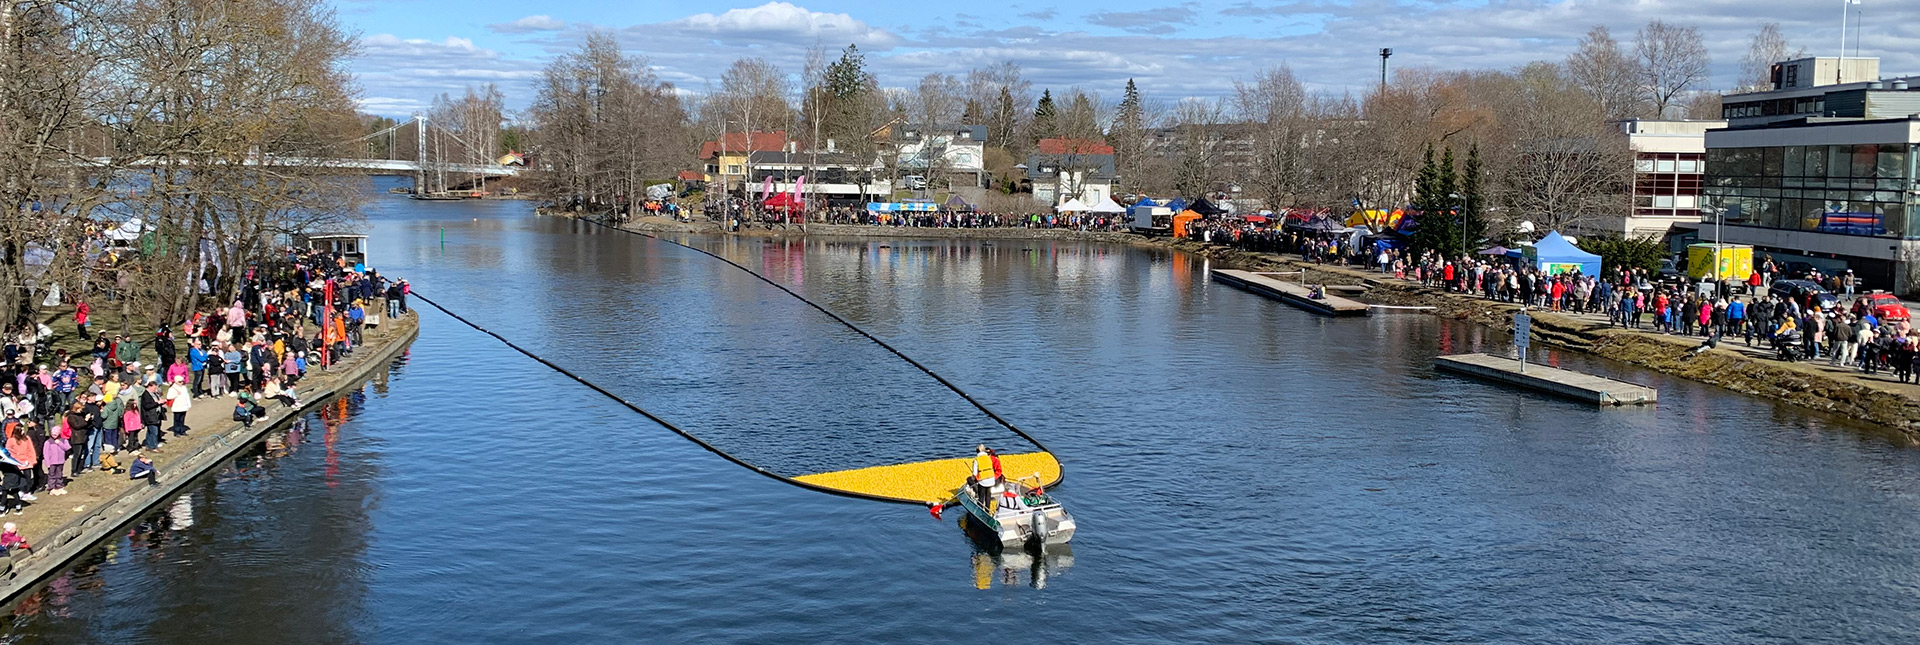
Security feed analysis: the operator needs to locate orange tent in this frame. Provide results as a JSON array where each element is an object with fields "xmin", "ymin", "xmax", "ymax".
[{"xmin": 1171, "ymin": 210, "xmax": 1203, "ymax": 238}]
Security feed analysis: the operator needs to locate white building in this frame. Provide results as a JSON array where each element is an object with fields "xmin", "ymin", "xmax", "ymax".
[
  {"xmin": 895, "ymin": 124, "xmax": 988, "ymax": 189},
  {"xmin": 1026, "ymin": 138, "xmax": 1118, "ymax": 206},
  {"xmin": 746, "ymin": 150, "xmax": 891, "ymax": 204}
]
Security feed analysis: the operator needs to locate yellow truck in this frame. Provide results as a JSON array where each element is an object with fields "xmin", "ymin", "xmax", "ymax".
[{"xmin": 1686, "ymin": 243, "xmax": 1754, "ymax": 281}]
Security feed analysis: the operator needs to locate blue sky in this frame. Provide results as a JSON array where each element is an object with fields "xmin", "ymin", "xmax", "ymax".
[{"xmin": 338, "ymin": 0, "xmax": 1920, "ymax": 117}]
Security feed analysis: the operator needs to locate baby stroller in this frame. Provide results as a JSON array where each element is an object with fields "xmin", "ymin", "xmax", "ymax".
[{"xmin": 1775, "ymin": 329, "xmax": 1804, "ymax": 362}]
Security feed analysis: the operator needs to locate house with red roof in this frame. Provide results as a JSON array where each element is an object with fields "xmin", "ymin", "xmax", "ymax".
[{"xmin": 699, "ymin": 130, "xmax": 789, "ymax": 190}]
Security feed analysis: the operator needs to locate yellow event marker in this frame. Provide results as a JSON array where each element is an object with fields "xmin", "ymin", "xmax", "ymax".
[{"xmin": 795, "ymin": 452, "xmax": 1063, "ymax": 504}]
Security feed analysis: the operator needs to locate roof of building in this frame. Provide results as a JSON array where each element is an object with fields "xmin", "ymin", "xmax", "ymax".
[
  {"xmin": 1037, "ymin": 137, "xmax": 1115, "ymax": 155},
  {"xmin": 901, "ymin": 124, "xmax": 988, "ymax": 143},
  {"xmin": 676, "ymin": 170, "xmax": 705, "ymax": 181},
  {"xmin": 1025, "ymin": 153, "xmax": 1117, "ymax": 180},
  {"xmin": 699, "ymin": 131, "xmax": 789, "ymax": 159},
  {"xmin": 746, "ymin": 150, "xmax": 875, "ymax": 168}
]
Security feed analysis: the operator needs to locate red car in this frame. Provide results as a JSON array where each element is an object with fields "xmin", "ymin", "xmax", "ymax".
[{"xmin": 1862, "ymin": 292, "xmax": 1911, "ymax": 322}]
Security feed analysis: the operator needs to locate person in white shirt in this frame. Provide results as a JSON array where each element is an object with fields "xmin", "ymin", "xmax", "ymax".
[{"xmin": 164, "ymin": 377, "xmax": 193, "ymax": 436}]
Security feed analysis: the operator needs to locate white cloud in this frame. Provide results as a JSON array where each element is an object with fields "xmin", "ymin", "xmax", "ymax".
[
  {"xmin": 344, "ymin": 0, "xmax": 1920, "ymax": 116},
  {"xmin": 353, "ymin": 34, "xmax": 544, "ymax": 115},
  {"xmin": 489, "ymin": 15, "xmax": 567, "ymax": 35},
  {"xmin": 1086, "ymin": 5, "xmax": 1199, "ymax": 34},
  {"xmin": 660, "ymin": 2, "xmax": 901, "ymax": 49}
]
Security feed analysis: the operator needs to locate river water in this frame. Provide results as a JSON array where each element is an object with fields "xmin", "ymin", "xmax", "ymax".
[{"xmin": 7, "ymin": 180, "xmax": 1920, "ymax": 643}]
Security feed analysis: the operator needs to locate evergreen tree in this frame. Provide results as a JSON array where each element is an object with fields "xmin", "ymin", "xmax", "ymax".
[
  {"xmin": 1030, "ymin": 89, "xmax": 1058, "ymax": 142},
  {"xmin": 824, "ymin": 44, "xmax": 867, "ymax": 99},
  {"xmin": 962, "ymin": 98, "xmax": 983, "ymax": 125},
  {"xmin": 992, "ymin": 87, "xmax": 1018, "ymax": 145},
  {"xmin": 1461, "ymin": 144, "xmax": 1486, "ymax": 247},
  {"xmin": 1110, "ymin": 79, "xmax": 1146, "ymax": 192},
  {"xmin": 1114, "ymin": 79, "xmax": 1142, "ymax": 133},
  {"xmin": 1411, "ymin": 144, "xmax": 1465, "ymax": 258}
]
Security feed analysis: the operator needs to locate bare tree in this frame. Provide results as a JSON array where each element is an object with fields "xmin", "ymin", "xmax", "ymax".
[
  {"xmin": 1047, "ymin": 90, "xmax": 1108, "ymax": 201},
  {"xmin": 107, "ymin": 0, "xmax": 364, "ymax": 324},
  {"xmin": 718, "ymin": 57, "xmax": 794, "ymax": 141},
  {"xmin": 1739, "ymin": 23, "xmax": 1801, "ymax": 92},
  {"xmin": 527, "ymin": 32, "xmax": 690, "ymax": 214},
  {"xmin": 1234, "ymin": 65, "xmax": 1310, "ymax": 208},
  {"xmin": 1566, "ymin": 25, "xmax": 1645, "ymax": 120},
  {"xmin": 1683, "ymin": 92, "xmax": 1722, "ymax": 120},
  {"xmin": 1496, "ymin": 62, "xmax": 1632, "ymax": 232},
  {"xmin": 904, "ymin": 73, "xmax": 964, "ymax": 192},
  {"xmin": 1167, "ymin": 97, "xmax": 1228, "ymax": 198},
  {"xmin": 974, "ymin": 61, "xmax": 1030, "ymax": 156},
  {"xmin": 0, "ymin": 0, "xmax": 117, "ymax": 327},
  {"xmin": 1635, "ymin": 20, "xmax": 1711, "ymax": 118}
]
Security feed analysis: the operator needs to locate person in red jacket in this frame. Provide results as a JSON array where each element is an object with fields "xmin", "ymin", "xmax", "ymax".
[{"xmin": 74, "ymin": 301, "xmax": 90, "ymax": 340}]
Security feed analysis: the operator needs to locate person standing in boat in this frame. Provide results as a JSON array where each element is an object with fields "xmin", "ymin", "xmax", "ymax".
[{"xmin": 972, "ymin": 445, "xmax": 1004, "ymax": 500}]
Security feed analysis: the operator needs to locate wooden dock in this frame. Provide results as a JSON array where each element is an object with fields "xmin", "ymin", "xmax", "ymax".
[
  {"xmin": 1210, "ymin": 269, "xmax": 1369, "ymax": 317},
  {"xmin": 1435, "ymin": 353, "xmax": 1657, "ymax": 406}
]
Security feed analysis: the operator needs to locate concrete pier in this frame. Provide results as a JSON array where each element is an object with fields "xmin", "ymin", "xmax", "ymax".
[
  {"xmin": 1211, "ymin": 269, "xmax": 1368, "ymax": 317},
  {"xmin": 1435, "ymin": 353, "xmax": 1657, "ymax": 406}
]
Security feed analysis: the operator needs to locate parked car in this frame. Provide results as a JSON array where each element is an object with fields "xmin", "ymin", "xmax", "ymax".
[
  {"xmin": 1769, "ymin": 279, "xmax": 1840, "ymax": 311},
  {"xmin": 1860, "ymin": 292, "xmax": 1911, "ymax": 322},
  {"xmin": 1652, "ymin": 258, "xmax": 1689, "ymax": 288},
  {"xmin": 1780, "ymin": 261, "xmax": 1818, "ymax": 280}
]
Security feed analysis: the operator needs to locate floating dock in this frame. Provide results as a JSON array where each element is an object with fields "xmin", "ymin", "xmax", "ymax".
[
  {"xmin": 1210, "ymin": 269, "xmax": 1369, "ymax": 317},
  {"xmin": 1435, "ymin": 353, "xmax": 1657, "ymax": 406}
]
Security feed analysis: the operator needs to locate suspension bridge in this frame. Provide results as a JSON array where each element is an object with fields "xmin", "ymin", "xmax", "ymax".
[{"xmin": 90, "ymin": 115, "xmax": 519, "ymax": 193}]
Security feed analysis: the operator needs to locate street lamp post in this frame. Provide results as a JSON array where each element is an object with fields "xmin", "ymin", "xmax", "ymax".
[
  {"xmin": 1449, "ymin": 192, "xmax": 1466, "ymax": 258},
  {"xmin": 1701, "ymin": 204, "xmax": 1726, "ymax": 297}
]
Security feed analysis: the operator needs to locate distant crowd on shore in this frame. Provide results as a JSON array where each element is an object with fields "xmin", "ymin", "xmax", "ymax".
[
  {"xmin": 0, "ymin": 243, "xmax": 411, "ymax": 530},
  {"xmin": 1184, "ymin": 220, "xmax": 1920, "ymax": 380},
  {"xmin": 699, "ymin": 199, "xmax": 1133, "ymax": 233}
]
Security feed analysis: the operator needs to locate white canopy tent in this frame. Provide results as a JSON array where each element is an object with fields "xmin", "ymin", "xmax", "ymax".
[
  {"xmin": 1090, "ymin": 197, "xmax": 1128, "ymax": 214},
  {"xmin": 105, "ymin": 217, "xmax": 150, "ymax": 242},
  {"xmin": 1054, "ymin": 198, "xmax": 1091, "ymax": 213}
]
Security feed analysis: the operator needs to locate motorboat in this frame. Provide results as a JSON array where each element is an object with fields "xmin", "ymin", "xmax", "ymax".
[{"xmin": 952, "ymin": 472, "xmax": 1076, "ymax": 548}]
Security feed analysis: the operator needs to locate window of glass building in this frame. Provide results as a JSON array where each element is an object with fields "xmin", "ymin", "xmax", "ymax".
[{"xmin": 1705, "ymin": 143, "xmax": 1918, "ymax": 238}]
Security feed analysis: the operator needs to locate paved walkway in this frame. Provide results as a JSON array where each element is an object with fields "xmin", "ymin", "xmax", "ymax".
[{"xmin": 1546, "ymin": 306, "xmax": 1920, "ymax": 392}]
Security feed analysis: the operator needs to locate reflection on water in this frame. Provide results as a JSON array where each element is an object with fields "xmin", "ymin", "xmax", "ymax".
[
  {"xmin": 3, "ymin": 365, "xmax": 389, "ymax": 644},
  {"xmin": 969, "ymin": 542, "xmax": 1074, "ymax": 591}
]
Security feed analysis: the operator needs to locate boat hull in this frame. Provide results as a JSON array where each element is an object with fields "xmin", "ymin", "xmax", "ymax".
[{"xmin": 954, "ymin": 482, "xmax": 1076, "ymax": 548}]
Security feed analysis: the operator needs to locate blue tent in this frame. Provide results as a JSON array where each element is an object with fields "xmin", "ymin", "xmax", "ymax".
[
  {"xmin": 1162, "ymin": 198, "xmax": 1188, "ymax": 212},
  {"xmin": 1531, "ymin": 231, "xmax": 1602, "ymax": 276}
]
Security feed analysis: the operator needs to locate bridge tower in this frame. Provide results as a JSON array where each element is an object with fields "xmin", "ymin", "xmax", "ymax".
[{"xmin": 413, "ymin": 115, "xmax": 428, "ymax": 195}]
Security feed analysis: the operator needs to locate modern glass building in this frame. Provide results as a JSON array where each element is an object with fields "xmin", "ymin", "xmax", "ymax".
[{"xmin": 1704, "ymin": 118, "xmax": 1920, "ymax": 291}]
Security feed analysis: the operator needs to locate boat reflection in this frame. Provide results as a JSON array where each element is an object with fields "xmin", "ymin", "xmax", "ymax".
[{"xmin": 961, "ymin": 516, "xmax": 1074, "ymax": 590}]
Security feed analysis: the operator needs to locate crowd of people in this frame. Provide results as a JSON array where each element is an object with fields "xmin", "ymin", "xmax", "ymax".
[
  {"xmin": 0, "ymin": 243, "xmax": 410, "ymax": 531},
  {"xmin": 696, "ymin": 199, "xmax": 1135, "ymax": 233},
  {"xmin": 1181, "ymin": 217, "xmax": 1920, "ymax": 379}
]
